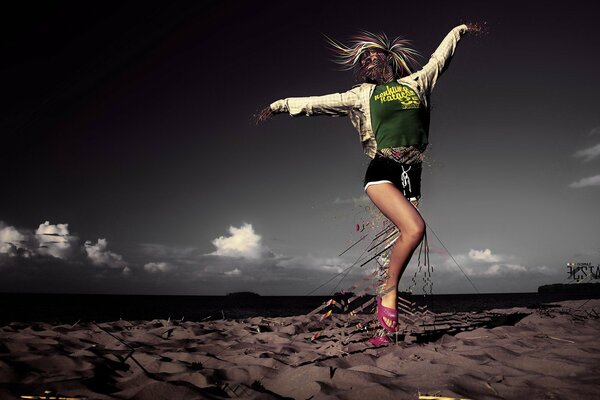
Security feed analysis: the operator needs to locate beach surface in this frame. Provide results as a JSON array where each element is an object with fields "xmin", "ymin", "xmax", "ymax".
[{"xmin": 0, "ymin": 299, "xmax": 598, "ymax": 400}]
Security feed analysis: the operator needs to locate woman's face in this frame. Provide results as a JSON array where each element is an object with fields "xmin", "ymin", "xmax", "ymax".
[
  {"xmin": 357, "ymin": 48, "xmax": 391, "ymax": 84},
  {"xmin": 360, "ymin": 49, "xmax": 385, "ymax": 69}
]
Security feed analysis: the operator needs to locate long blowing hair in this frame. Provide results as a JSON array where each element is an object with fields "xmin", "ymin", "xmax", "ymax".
[{"xmin": 322, "ymin": 30, "xmax": 421, "ymax": 81}]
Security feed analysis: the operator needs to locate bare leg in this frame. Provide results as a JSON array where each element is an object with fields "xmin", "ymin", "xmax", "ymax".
[{"xmin": 365, "ymin": 183, "xmax": 425, "ymax": 329}]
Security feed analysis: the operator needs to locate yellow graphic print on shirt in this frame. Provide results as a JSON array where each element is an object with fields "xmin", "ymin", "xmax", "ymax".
[{"xmin": 373, "ymin": 84, "xmax": 420, "ymax": 109}]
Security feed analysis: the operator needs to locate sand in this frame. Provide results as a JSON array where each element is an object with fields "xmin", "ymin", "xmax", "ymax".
[{"xmin": 0, "ymin": 299, "xmax": 599, "ymax": 400}]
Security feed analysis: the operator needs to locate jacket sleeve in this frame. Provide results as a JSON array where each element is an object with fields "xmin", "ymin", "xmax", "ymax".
[
  {"xmin": 414, "ymin": 24, "xmax": 469, "ymax": 94},
  {"xmin": 270, "ymin": 85, "xmax": 362, "ymax": 117}
]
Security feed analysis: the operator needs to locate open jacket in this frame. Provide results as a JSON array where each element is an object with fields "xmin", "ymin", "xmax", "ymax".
[{"xmin": 269, "ymin": 24, "xmax": 469, "ymax": 159}]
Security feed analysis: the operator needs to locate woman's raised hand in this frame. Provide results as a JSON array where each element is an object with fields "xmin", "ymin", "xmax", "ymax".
[
  {"xmin": 465, "ymin": 21, "xmax": 488, "ymax": 37},
  {"xmin": 252, "ymin": 106, "xmax": 274, "ymax": 125}
]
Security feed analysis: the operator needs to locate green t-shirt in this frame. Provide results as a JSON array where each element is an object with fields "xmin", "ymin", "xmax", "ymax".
[{"xmin": 370, "ymin": 81, "xmax": 430, "ymax": 150}]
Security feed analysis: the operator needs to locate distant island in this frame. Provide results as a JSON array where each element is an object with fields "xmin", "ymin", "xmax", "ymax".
[
  {"xmin": 538, "ymin": 282, "xmax": 600, "ymax": 295},
  {"xmin": 226, "ymin": 291, "xmax": 261, "ymax": 297}
]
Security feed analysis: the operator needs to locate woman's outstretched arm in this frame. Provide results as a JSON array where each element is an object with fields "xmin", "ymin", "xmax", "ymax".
[
  {"xmin": 253, "ymin": 84, "xmax": 363, "ymax": 124},
  {"xmin": 414, "ymin": 22, "xmax": 485, "ymax": 93}
]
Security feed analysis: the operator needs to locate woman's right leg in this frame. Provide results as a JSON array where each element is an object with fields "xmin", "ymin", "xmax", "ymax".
[{"xmin": 365, "ymin": 182, "xmax": 425, "ymax": 329}]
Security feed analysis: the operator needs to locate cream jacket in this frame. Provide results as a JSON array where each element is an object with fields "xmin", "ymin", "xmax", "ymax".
[{"xmin": 270, "ymin": 24, "xmax": 469, "ymax": 159}]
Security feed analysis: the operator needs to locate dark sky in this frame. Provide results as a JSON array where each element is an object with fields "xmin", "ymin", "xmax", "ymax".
[{"xmin": 1, "ymin": 0, "xmax": 599, "ymax": 295}]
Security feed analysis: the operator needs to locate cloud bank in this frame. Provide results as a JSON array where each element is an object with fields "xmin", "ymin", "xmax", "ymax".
[
  {"xmin": 568, "ymin": 175, "xmax": 600, "ymax": 188},
  {"xmin": 0, "ymin": 220, "xmax": 128, "ymax": 272},
  {"xmin": 132, "ymin": 222, "xmax": 357, "ymax": 295},
  {"xmin": 573, "ymin": 142, "xmax": 600, "ymax": 163},
  {"xmin": 1, "ymin": 220, "xmax": 560, "ymax": 295},
  {"xmin": 85, "ymin": 238, "xmax": 128, "ymax": 269},
  {"xmin": 416, "ymin": 247, "xmax": 557, "ymax": 293}
]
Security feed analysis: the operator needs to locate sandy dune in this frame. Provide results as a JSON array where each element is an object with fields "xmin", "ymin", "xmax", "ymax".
[{"xmin": 0, "ymin": 299, "xmax": 598, "ymax": 399}]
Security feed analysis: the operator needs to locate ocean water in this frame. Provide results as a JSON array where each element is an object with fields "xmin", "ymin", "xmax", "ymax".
[{"xmin": 1, "ymin": 292, "xmax": 598, "ymax": 325}]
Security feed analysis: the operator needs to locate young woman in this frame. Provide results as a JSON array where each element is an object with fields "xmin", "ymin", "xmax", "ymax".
[{"xmin": 254, "ymin": 22, "xmax": 483, "ymax": 337}]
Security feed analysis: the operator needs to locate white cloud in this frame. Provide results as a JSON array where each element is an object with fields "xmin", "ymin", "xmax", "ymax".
[
  {"xmin": 134, "ymin": 235, "xmax": 362, "ymax": 293},
  {"xmin": 471, "ymin": 263, "xmax": 554, "ymax": 277},
  {"xmin": 209, "ymin": 222, "xmax": 267, "ymax": 259},
  {"xmin": 477, "ymin": 263, "xmax": 527, "ymax": 276},
  {"xmin": 446, "ymin": 259, "xmax": 529, "ymax": 277},
  {"xmin": 568, "ymin": 174, "xmax": 600, "ymax": 188},
  {"xmin": 224, "ymin": 268, "xmax": 242, "ymax": 276},
  {"xmin": 436, "ymin": 248, "xmax": 555, "ymax": 279},
  {"xmin": 573, "ymin": 143, "xmax": 600, "ymax": 162},
  {"xmin": 1, "ymin": 220, "xmax": 77, "ymax": 259},
  {"xmin": 35, "ymin": 221, "xmax": 76, "ymax": 259},
  {"xmin": 529, "ymin": 265, "xmax": 553, "ymax": 275},
  {"xmin": 1, "ymin": 220, "xmax": 130, "ymax": 278},
  {"xmin": 84, "ymin": 238, "xmax": 128, "ymax": 269},
  {"xmin": 144, "ymin": 261, "xmax": 173, "ymax": 273},
  {"xmin": 276, "ymin": 254, "xmax": 350, "ymax": 274},
  {"xmin": 589, "ymin": 126, "xmax": 600, "ymax": 136},
  {"xmin": 468, "ymin": 248, "xmax": 503, "ymax": 263},
  {"xmin": 0, "ymin": 224, "xmax": 29, "ymax": 257}
]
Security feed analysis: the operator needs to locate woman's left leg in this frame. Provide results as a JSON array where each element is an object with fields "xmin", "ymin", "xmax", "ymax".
[{"xmin": 365, "ymin": 182, "xmax": 425, "ymax": 329}]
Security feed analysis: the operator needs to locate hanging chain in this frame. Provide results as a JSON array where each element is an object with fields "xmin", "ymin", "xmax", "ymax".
[{"xmin": 407, "ymin": 223, "xmax": 434, "ymax": 296}]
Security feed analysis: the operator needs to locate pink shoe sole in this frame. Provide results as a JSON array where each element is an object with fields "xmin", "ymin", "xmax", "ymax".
[{"xmin": 368, "ymin": 335, "xmax": 390, "ymax": 346}]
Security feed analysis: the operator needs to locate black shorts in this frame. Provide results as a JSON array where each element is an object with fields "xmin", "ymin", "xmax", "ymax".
[{"xmin": 363, "ymin": 155, "xmax": 422, "ymax": 200}]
